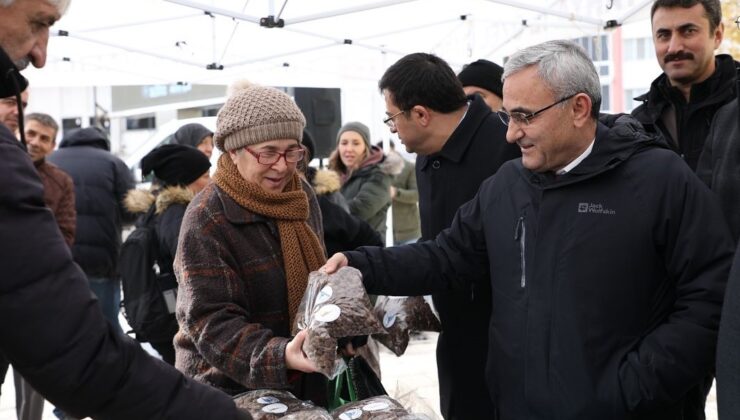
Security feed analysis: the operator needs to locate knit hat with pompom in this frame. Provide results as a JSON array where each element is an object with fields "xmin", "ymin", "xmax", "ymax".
[{"xmin": 214, "ymin": 80, "xmax": 306, "ymax": 152}]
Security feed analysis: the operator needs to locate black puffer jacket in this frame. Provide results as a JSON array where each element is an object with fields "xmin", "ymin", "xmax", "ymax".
[
  {"xmin": 631, "ymin": 54, "xmax": 738, "ymax": 171},
  {"xmin": 48, "ymin": 128, "xmax": 135, "ymax": 277},
  {"xmin": 307, "ymin": 167, "xmax": 383, "ymax": 255},
  {"xmin": 0, "ymin": 124, "xmax": 248, "ymax": 420},
  {"xmin": 346, "ymin": 115, "xmax": 733, "ymax": 419}
]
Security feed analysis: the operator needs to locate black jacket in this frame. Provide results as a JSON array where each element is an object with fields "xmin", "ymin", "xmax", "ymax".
[
  {"xmin": 697, "ymin": 91, "xmax": 740, "ymax": 242},
  {"xmin": 346, "ymin": 115, "xmax": 733, "ymax": 419},
  {"xmin": 415, "ymin": 93, "xmax": 520, "ymax": 419},
  {"xmin": 307, "ymin": 168, "xmax": 383, "ymax": 255},
  {"xmin": 718, "ymin": 243, "xmax": 740, "ymax": 420},
  {"xmin": 48, "ymin": 128, "xmax": 135, "ymax": 277},
  {"xmin": 0, "ymin": 124, "xmax": 247, "ymax": 419},
  {"xmin": 631, "ymin": 54, "xmax": 738, "ymax": 171}
]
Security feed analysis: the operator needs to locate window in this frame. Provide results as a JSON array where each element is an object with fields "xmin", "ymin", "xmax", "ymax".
[
  {"xmin": 623, "ymin": 37, "xmax": 653, "ymax": 61},
  {"xmin": 600, "ymin": 85, "xmax": 611, "ymax": 112},
  {"xmin": 623, "ymin": 89, "xmax": 648, "ymax": 112},
  {"xmin": 126, "ymin": 115, "xmax": 156, "ymax": 130}
]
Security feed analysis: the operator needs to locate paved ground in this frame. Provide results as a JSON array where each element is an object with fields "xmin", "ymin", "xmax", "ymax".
[{"xmin": 0, "ymin": 331, "xmax": 719, "ymax": 419}]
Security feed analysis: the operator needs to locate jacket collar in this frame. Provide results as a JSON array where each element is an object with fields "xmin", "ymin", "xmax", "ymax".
[
  {"xmin": 635, "ymin": 54, "xmax": 739, "ymax": 118},
  {"xmin": 215, "ymin": 184, "xmax": 268, "ymax": 225},
  {"xmin": 419, "ymin": 95, "xmax": 490, "ymax": 170},
  {"xmin": 522, "ymin": 114, "xmax": 662, "ymax": 188}
]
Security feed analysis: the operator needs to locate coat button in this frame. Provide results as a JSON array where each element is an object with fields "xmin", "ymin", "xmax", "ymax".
[{"xmin": 432, "ymin": 160, "xmax": 441, "ymax": 169}]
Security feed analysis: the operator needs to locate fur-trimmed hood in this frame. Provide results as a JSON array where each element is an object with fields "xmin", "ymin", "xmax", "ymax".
[
  {"xmin": 312, "ymin": 169, "xmax": 342, "ymax": 196},
  {"xmin": 124, "ymin": 185, "xmax": 194, "ymax": 215},
  {"xmin": 379, "ymin": 150, "xmax": 405, "ymax": 177}
]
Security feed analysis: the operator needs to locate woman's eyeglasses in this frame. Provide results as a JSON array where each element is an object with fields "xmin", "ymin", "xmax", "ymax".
[{"xmin": 244, "ymin": 147, "xmax": 305, "ymax": 165}]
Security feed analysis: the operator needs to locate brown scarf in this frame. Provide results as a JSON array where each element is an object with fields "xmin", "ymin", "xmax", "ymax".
[{"xmin": 213, "ymin": 154, "xmax": 326, "ymax": 323}]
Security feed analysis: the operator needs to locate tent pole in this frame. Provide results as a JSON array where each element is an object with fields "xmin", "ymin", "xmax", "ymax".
[
  {"xmin": 615, "ymin": 0, "xmax": 653, "ymax": 25},
  {"xmin": 163, "ymin": 0, "xmax": 262, "ymax": 24},
  {"xmin": 482, "ymin": 0, "xmax": 604, "ymax": 27},
  {"xmin": 287, "ymin": 0, "xmax": 418, "ymax": 25}
]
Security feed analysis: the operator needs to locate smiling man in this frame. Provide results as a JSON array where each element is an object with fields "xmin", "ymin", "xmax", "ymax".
[
  {"xmin": 378, "ymin": 52, "xmax": 519, "ymax": 420},
  {"xmin": 0, "ymin": 89, "xmax": 28, "ymax": 134},
  {"xmin": 322, "ymin": 40, "xmax": 734, "ymax": 420},
  {"xmin": 632, "ymin": 0, "xmax": 738, "ymax": 171}
]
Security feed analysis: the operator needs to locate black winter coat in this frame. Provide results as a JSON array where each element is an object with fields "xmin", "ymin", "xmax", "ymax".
[
  {"xmin": 48, "ymin": 128, "xmax": 135, "ymax": 277},
  {"xmin": 697, "ymin": 95, "xmax": 740, "ymax": 242},
  {"xmin": 415, "ymin": 93, "xmax": 519, "ymax": 419},
  {"xmin": 718, "ymin": 243, "xmax": 740, "ymax": 420},
  {"xmin": 0, "ymin": 125, "xmax": 246, "ymax": 419},
  {"xmin": 346, "ymin": 116, "xmax": 733, "ymax": 420},
  {"xmin": 631, "ymin": 54, "xmax": 738, "ymax": 171}
]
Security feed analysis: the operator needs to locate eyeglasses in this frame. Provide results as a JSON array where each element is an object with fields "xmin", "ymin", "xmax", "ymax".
[
  {"xmin": 383, "ymin": 109, "xmax": 407, "ymax": 129},
  {"xmin": 243, "ymin": 147, "xmax": 305, "ymax": 165},
  {"xmin": 497, "ymin": 94, "xmax": 577, "ymax": 127}
]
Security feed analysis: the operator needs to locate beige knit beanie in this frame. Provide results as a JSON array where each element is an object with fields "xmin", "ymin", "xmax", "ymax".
[{"xmin": 214, "ymin": 82, "xmax": 306, "ymax": 152}]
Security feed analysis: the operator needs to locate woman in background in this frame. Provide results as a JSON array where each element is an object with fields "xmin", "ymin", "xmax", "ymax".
[{"xmin": 328, "ymin": 121, "xmax": 392, "ymax": 242}]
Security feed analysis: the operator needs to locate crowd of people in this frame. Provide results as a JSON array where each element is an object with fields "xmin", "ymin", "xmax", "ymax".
[{"xmin": 1, "ymin": 0, "xmax": 740, "ymax": 419}]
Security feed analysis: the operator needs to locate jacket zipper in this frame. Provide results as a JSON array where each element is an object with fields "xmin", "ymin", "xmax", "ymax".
[{"xmin": 514, "ymin": 215, "xmax": 526, "ymax": 288}]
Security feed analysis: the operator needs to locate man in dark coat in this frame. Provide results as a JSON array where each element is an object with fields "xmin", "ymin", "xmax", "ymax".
[
  {"xmin": 0, "ymin": 1, "xmax": 249, "ymax": 418},
  {"xmin": 49, "ymin": 126, "xmax": 135, "ymax": 333},
  {"xmin": 378, "ymin": 52, "xmax": 520, "ymax": 420},
  {"xmin": 325, "ymin": 40, "xmax": 733, "ymax": 420},
  {"xmin": 718, "ymin": 237, "xmax": 740, "ymax": 420},
  {"xmin": 631, "ymin": 0, "xmax": 738, "ymax": 171}
]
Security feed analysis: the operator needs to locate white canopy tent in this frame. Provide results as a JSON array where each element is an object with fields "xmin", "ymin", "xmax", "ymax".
[{"xmin": 24, "ymin": 0, "xmax": 655, "ymax": 89}]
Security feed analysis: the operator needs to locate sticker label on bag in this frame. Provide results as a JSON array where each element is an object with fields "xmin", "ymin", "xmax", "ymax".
[
  {"xmin": 339, "ymin": 408, "xmax": 363, "ymax": 419},
  {"xmin": 316, "ymin": 286, "xmax": 333, "ymax": 305},
  {"xmin": 256, "ymin": 396, "xmax": 279, "ymax": 405},
  {"xmin": 363, "ymin": 402, "xmax": 390, "ymax": 411},
  {"xmin": 383, "ymin": 312, "xmax": 397, "ymax": 328},
  {"xmin": 314, "ymin": 304, "xmax": 341, "ymax": 323},
  {"xmin": 262, "ymin": 403, "xmax": 288, "ymax": 413}
]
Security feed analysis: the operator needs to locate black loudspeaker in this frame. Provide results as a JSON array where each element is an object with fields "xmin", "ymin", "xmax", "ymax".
[{"xmin": 293, "ymin": 87, "xmax": 341, "ymax": 159}]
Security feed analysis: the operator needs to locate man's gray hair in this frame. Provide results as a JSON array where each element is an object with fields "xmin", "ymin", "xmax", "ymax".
[
  {"xmin": 0, "ymin": 0, "xmax": 71, "ymax": 14},
  {"xmin": 26, "ymin": 112, "xmax": 59, "ymax": 139},
  {"xmin": 503, "ymin": 40, "xmax": 602, "ymax": 118}
]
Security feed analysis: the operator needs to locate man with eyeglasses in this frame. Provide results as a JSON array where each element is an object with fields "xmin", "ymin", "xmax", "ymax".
[
  {"xmin": 378, "ymin": 52, "xmax": 519, "ymax": 420},
  {"xmin": 322, "ymin": 40, "xmax": 733, "ymax": 419}
]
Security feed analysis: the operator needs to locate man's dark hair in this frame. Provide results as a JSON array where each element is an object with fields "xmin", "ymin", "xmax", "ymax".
[
  {"xmin": 25, "ymin": 112, "xmax": 59, "ymax": 139},
  {"xmin": 378, "ymin": 53, "xmax": 467, "ymax": 114},
  {"xmin": 650, "ymin": 0, "xmax": 722, "ymax": 32}
]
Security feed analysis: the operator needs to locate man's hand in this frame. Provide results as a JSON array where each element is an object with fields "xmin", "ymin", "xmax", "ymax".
[
  {"xmin": 319, "ymin": 253, "xmax": 348, "ymax": 274},
  {"xmin": 285, "ymin": 330, "xmax": 317, "ymax": 373}
]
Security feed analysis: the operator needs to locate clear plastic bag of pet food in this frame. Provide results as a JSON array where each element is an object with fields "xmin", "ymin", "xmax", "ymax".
[
  {"xmin": 293, "ymin": 267, "xmax": 385, "ymax": 379},
  {"xmin": 372, "ymin": 296, "xmax": 441, "ymax": 356},
  {"xmin": 233, "ymin": 389, "xmax": 332, "ymax": 419},
  {"xmin": 331, "ymin": 395, "xmax": 410, "ymax": 419}
]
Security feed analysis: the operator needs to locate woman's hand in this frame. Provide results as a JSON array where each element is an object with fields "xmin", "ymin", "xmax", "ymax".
[
  {"xmin": 319, "ymin": 253, "xmax": 349, "ymax": 275},
  {"xmin": 285, "ymin": 330, "xmax": 317, "ymax": 373}
]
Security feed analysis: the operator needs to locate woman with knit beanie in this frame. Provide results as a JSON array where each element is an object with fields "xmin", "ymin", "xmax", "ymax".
[
  {"xmin": 169, "ymin": 122, "xmax": 215, "ymax": 158},
  {"xmin": 173, "ymin": 82, "xmax": 329, "ymax": 404},
  {"xmin": 124, "ymin": 143, "xmax": 211, "ymax": 365},
  {"xmin": 328, "ymin": 121, "xmax": 392, "ymax": 242}
]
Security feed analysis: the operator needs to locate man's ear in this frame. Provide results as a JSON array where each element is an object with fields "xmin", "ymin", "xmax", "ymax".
[
  {"xmin": 572, "ymin": 93, "xmax": 593, "ymax": 128},
  {"xmin": 411, "ymin": 105, "xmax": 431, "ymax": 127},
  {"xmin": 713, "ymin": 22, "xmax": 724, "ymax": 49}
]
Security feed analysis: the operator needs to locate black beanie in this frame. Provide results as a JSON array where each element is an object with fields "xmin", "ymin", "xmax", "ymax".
[
  {"xmin": 171, "ymin": 123, "xmax": 213, "ymax": 148},
  {"xmin": 302, "ymin": 129, "xmax": 316, "ymax": 160},
  {"xmin": 457, "ymin": 59, "xmax": 504, "ymax": 99},
  {"xmin": 141, "ymin": 144, "xmax": 211, "ymax": 187}
]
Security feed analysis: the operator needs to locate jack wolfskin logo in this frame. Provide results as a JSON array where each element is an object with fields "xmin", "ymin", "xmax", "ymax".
[{"xmin": 577, "ymin": 202, "xmax": 616, "ymax": 215}]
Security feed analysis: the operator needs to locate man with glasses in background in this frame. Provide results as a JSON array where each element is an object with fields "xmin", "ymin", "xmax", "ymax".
[
  {"xmin": 323, "ymin": 39, "xmax": 733, "ymax": 419},
  {"xmin": 378, "ymin": 52, "xmax": 519, "ymax": 420}
]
